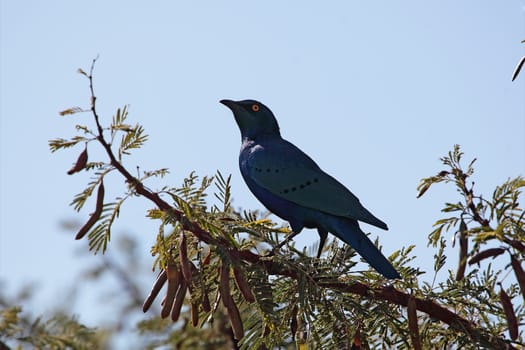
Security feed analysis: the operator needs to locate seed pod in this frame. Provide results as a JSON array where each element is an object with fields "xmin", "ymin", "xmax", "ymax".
[
  {"xmin": 407, "ymin": 296, "xmax": 422, "ymax": 350},
  {"xmin": 219, "ymin": 263, "xmax": 232, "ymax": 309},
  {"xmin": 290, "ymin": 305, "xmax": 298, "ymax": 341},
  {"xmin": 227, "ymin": 300, "xmax": 244, "ymax": 340},
  {"xmin": 499, "ymin": 286, "xmax": 518, "ymax": 340},
  {"xmin": 67, "ymin": 148, "xmax": 88, "ymax": 175},
  {"xmin": 191, "ymin": 301, "xmax": 199, "ymax": 327},
  {"xmin": 262, "ymin": 323, "xmax": 271, "ymax": 337},
  {"xmin": 75, "ymin": 180, "xmax": 104, "ymax": 240},
  {"xmin": 201, "ymin": 287, "xmax": 211, "ymax": 313},
  {"xmin": 179, "ymin": 232, "xmax": 192, "ymax": 283},
  {"xmin": 512, "ymin": 55, "xmax": 525, "ymax": 81},
  {"xmin": 171, "ymin": 279, "xmax": 188, "ymax": 322},
  {"xmin": 161, "ymin": 265, "xmax": 180, "ymax": 319},
  {"xmin": 510, "ymin": 255, "xmax": 525, "ymax": 303},
  {"xmin": 468, "ymin": 248, "xmax": 506, "ymax": 265},
  {"xmin": 351, "ymin": 327, "xmax": 361, "ymax": 350},
  {"xmin": 143, "ymin": 270, "xmax": 167, "ymax": 312},
  {"xmin": 233, "ymin": 266, "xmax": 255, "ymax": 303},
  {"xmin": 508, "ymin": 239, "xmax": 525, "ymax": 252},
  {"xmin": 456, "ymin": 220, "xmax": 468, "ymax": 281},
  {"xmin": 202, "ymin": 249, "xmax": 212, "ymax": 266}
]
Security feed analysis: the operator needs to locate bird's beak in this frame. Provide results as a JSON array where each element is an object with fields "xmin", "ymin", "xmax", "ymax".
[{"xmin": 220, "ymin": 99, "xmax": 237, "ymax": 111}]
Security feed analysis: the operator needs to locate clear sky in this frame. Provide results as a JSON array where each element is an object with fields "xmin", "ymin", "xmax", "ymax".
[{"xmin": 1, "ymin": 0, "xmax": 524, "ymax": 329}]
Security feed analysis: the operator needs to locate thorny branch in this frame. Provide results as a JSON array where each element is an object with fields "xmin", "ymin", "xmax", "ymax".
[{"xmin": 80, "ymin": 58, "xmax": 517, "ymax": 349}]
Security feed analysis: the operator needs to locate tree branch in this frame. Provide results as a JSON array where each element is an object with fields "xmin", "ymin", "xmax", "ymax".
[{"xmin": 82, "ymin": 59, "xmax": 518, "ymax": 350}]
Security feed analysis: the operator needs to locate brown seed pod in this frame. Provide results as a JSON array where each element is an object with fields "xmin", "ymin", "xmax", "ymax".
[
  {"xmin": 499, "ymin": 286, "xmax": 518, "ymax": 340},
  {"xmin": 143, "ymin": 270, "xmax": 168, "ymax": 312},
  {"xmin": 227, "ymin": 300, "xmax": 244, "ymax": 340},
  {"xmin": 351, "ymin": 326, "xmax": 361, "ymax": 350},
  {"xmin": 468, "ymin": 248, "xmax": 506, "ymax": 265},
  {"xmin": 508, "ymin": 239, "xmax": 525, "ymax": 252},
  {"xmin": 75, "ymin": 180, "xmax": 104, "ymax": 240},
  {"xmin": 179, "ymin": 232, "xmax": 192, "ymax": 283},
  {"xmin": 202, "ymin": 249, "xmax": 212, "ymax": 266},
  {"xmin": 510, "ymin": 254, "xmax": 525, "ymax": 303},
  {"xmin": 201, "ymin": 291, "xmax": 211, "ymax": 313},
  {"xmin": 220, "ymin": 263, "xmax": 232, "ymax": 309},
  {"xmin": 290, "ymin": 305, "xmax": 298, "ymax": 341},
  {"xmin": 161, "ymin": 265, "xmax": 181, "ymax": 319},
  {"xmin": 456, "ymin": 220, "xmax": 468, "ymax": 281},
  {"xmin": 191, "ymin": 301, "xmax": 199, "ymax": 327},
  {"xmin": 171, "ymin": 279, "xmax": 188, "ymax": 322},
  {"xmin": 262, "ymin": 323, "xmax": 271, "ymax": 337},
  {"xmin": 233, "ymin": 266, "xmax": 255, "ymax": 303},
  {"xmin": 512, "ymin": 56, "xmax": 525, "ymax": 81},
  {"xmin": 407, "ymin": 296, "xmax": 422, "ymax": 350},
  {"xmin": 67, "ymin": 148, "xmax": 88, "ymax": 175}
]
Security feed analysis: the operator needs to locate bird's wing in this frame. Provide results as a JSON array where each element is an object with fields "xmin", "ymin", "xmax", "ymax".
[{"xmin": 245, "ymin": 141, "xmax": 388, "ymax": 229}]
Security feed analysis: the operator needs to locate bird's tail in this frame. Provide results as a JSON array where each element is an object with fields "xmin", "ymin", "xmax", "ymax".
[{"xmin": 329, "ymin": 217, "xmax": 400, "ymax": 279}]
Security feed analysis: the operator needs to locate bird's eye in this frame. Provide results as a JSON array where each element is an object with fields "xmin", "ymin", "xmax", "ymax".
[{"xmin": 251, "ymin": 104, "xmax": 260, "ymax": 112}]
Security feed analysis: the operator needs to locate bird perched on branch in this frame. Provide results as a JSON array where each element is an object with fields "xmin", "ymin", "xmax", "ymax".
[{"xmin": 221, "ymin": 99, "xmax": 400, "ymax": 279}]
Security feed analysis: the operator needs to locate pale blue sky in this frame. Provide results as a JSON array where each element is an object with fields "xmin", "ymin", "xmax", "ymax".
[{"xmin": 1, "ymin": 0, "xmax": 524, "ymax": 328}]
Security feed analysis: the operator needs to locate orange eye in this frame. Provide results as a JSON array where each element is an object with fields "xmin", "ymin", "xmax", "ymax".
[{"xmin": 251, "ymin": 104, "xmax": 260, "ymax": 112}]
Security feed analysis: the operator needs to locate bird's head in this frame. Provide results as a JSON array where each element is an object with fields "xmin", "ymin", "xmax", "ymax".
[{"xmin": 220, "ymin": 99, "xmax": 281, "ymax": 140}]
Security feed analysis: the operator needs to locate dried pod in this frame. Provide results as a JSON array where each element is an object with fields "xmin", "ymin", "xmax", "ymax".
[
  {"xmin": 219, "ymin": 263, "xmax": 232, "ymax": 309},
  {"xmin": 143, "ymin": 270, "xmax": 168, "ymax": 312},
  {"xmin": 227, "ymin": 300, "xmax": 244, "ymax": 340},
  {"xmin": 508, "ymin": 239, "xmax": 525, "ymax": 252},
  {"xmin": 407, "ymin": 296, "xmax": 422, "ymax": 350},
  {"xmin": 290, "ymin": 305, "xmax": 298, "ymax": 341},
  {"xmin": 202, "ymin": 249, "xmax": 212, "ymax": 266},
  {"xmin": 499, "ymin": 286, "xmax": 518, "ymax": 340},
  {"xmin": 456, "ymin": 220, "xmax": 468, "ymax": 281},
  {"xmin": 510, "ymin": 254, "xmax": 525, "ymax": 303},
  {"xmin": 262, "ymin": 323, "xmax": 271, "ymax": 337},
  {"xmin": 75, "ymin": 180, "xmax": 104, "ymax": 240},
  {"xmin": 191, "ymin": 301, "xmax": 199, "ymax": 327},
  {"xmin": 67, "ymin": 148, "xmax": 88, "ymax": 175},
  {"xmin": 161, "ymin": 265, "xmax": 180, "ymax": 319},
  {"xmin": 171, "ymin": 279, "xmax": 188, "ymax": 322},
  {"xmin": 351, "ymin": 327, "xmax": 361, "ymax": 350},
  {"xmin": 512, "ymin": 55, "xmax": 525, "ymax": 81},
  {"xmin": 179, "ymin": 232, "xmax": 192, "ymax": 283},
  {"xmin": 233, "ymin": 266, "xmax": 255, "ymax": 303},
  {"xmin": 201, "ymin": 288, "xmax": 211, "ymax": 313},
  {"xmin": 468, "ymin": 248, "xmax": 506, "ymax": 265}
]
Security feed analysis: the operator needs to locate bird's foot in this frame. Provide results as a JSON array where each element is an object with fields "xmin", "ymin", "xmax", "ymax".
[
  {"xmin": 262, "ymin": 241, "xmax": 285, "ymax": 257},
  {"xmin": 266, "ymin": 232, "xmax": 298, "ymax": 257}
]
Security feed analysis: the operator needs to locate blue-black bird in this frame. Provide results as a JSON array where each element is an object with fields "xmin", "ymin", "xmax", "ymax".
[{"xmin": 221, "ymin": 99, "xmax": 400, "ymax": 279}]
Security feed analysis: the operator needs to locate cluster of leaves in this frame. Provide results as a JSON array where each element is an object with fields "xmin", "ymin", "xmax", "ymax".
[
  {"xmin": 417, "ymin": 145, "xmax": 525, "ymax": 346},
  {"xmin": 0, "ymin": 305, "xmax": 103, "ymax": 349},
  {"xmin": 4, "ymin": 61, "xmax": 524, "ymax": 349}
]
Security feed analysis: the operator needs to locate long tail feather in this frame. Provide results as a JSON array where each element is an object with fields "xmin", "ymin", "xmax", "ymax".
[{"xmin": 329, "ymin": 218, "xmax": 400, "ymax": 279}]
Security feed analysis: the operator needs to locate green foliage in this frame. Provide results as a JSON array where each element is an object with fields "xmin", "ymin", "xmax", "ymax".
[
  {"xmin": 112, "ymin": 106, "xmax": 149, "ymax": 161},
  {"xmin": 43, "ymin": 65, "xmax": 525, "ymax": 349},
  {"xmin": 0, "ymin": 306, "xmax": 103, "ymax": 349}
]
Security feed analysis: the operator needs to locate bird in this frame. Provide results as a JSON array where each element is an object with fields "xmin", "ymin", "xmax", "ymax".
[{"xmin": 220, "ymin": 99, "xmax": 400, "ymax": 279}]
